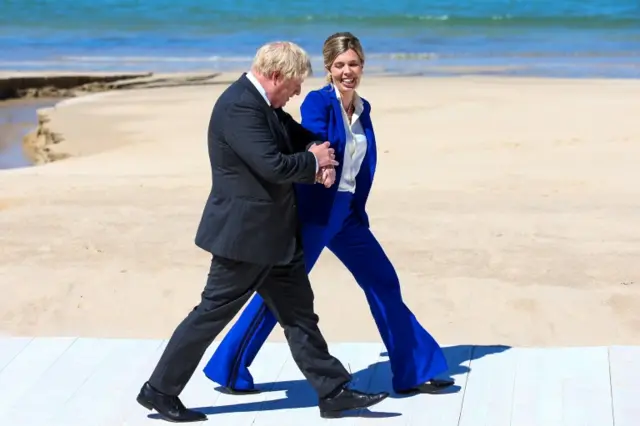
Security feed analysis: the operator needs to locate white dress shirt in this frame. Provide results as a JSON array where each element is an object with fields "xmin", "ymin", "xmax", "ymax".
[
  {"xmin": 245, "ymin": 71, "xmax": 318, "ymax": 173},
  {"xmin": 246, "ymin": 71, "xmax": 270, "ymax": 106},
  {"xmin": 335, "ymin": 86, "xmax": 367, "ymax": 193}
]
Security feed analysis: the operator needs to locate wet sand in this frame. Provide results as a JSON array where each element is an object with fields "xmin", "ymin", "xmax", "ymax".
[{"xmin": 0, "ymin": 99, "xmax": 59, "ymax": 169}]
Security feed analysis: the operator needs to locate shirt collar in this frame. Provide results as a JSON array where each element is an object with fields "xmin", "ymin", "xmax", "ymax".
[
  {"xmin": 246, "ymin": 71, "xmax": 271, "ymax": 107},
  {"xmin": 333, "ymin": 84, "xmax": 363, "ymax": 114}
]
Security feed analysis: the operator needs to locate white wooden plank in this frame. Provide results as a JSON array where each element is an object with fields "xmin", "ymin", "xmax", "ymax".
[
  {"xmin": 0, "ymin": 337, "xmax": 76, "ymax": 417},
  {"xmin": 0, "ymin": 337, "xmax": 33, "ymax": 371},
  {"xmin": 510, "ymin": 346, "xmax": 613, "ymax": 426},
  {"xmin": 3, "ymin": 337, "xmax": 129, "ymax": 425},
  {"xmin": 458, "ymin": 345, "xmax": 516, "ymax": 426},
  {"xmin": 112, "ymin": 339, "xmax": 172, "ymax": 425},
  {"xmin": 51, "ymin": 338, "xmax": 166, "ymax": 426},
  {"xmin": 177, "ymin": 341, "xmax": 290, "ymax": 426},
  {"xmin": 0, "ymin": 337, "xmax": 634, "ymax": 426},
  {"xmin": 361, "ymin": 344, "xmax": 472, "ymax": 426},
  {"xmin": 252, "ymin": 342, "xmax": 384, "ymax": 426},
  {"xmin": 609, "ymin": 346, "xmax": 640, "ymax": 426}
]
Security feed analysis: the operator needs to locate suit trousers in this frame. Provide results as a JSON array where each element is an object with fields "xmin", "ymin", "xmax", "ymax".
[
  {"xmin": 147, "ymin": 249, "xmax": 351, "ymax": 399},
  {"xmin": 202, "ymin": 191, "xmax": 449, "ymax": 392}
]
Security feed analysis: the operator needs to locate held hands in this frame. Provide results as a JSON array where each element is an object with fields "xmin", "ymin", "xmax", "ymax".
[
  {"xmin": 308, "ymin": 141, "xmax": 339, "ymax": 169},
  {"xmin": 316, "ymin": 166, "xmax": 336, "ymax": 188},
  {"xmin": 308, "ymin": 141, "xmax": 339, "ymax": 188}
]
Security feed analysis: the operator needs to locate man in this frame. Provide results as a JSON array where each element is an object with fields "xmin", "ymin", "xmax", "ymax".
[{"xmin": 136, "ymin": 41, "xmax": 388, "ymax": 422}]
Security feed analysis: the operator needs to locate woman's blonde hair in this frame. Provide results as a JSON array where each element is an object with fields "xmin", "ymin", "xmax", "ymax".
[
  {"xmin": 252, "ymin": 41, "xmax": 313, "ymax": 80},
  {"xmin": 322, "ymin": 32, "xmax": 365, "ymax": 83}
]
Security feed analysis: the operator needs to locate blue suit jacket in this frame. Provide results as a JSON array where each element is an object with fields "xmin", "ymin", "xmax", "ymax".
[{"xmin": 294, "ymin": 84, "xmax": 378, "ymax": 227}]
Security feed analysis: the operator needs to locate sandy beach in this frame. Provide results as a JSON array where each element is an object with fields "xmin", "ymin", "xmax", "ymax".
[{"xmin": 1, "ymin": 73, "xmax": 639, "ymax": 347}]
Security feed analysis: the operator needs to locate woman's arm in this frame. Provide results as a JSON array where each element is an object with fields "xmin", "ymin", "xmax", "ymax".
[
  {"xmin": 280, "ymin": 90, "xmax": 330, "ymax": 153},
  {"xmin": 300, "ymin": 90, "xmax": 329, "ymax": 142}
]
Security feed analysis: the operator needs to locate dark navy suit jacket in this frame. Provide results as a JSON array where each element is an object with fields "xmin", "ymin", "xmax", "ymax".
[
  {"xmin": 294, "ymin": 84, "xmax": 378, "ymax": 227},
  {"xmin": 195, "ymin": 74, "xmax": 317, "ymax": 265}
]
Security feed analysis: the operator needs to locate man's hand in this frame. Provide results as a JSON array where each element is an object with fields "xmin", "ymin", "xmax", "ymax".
[
  {"xmin": 315, "ymin": 166, "xmax": 336, "ymax": 188},
  {"xmin": 308, "ymin": 141, "xmax": 339, "ymax": 169}
]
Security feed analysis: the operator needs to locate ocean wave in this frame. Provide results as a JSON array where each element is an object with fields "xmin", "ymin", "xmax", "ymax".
[
  {"xmin": 3, "ymin": 50, "xmax": 640, "ymax": 69},
  {"xmin": 1, "ymin": 13, "xmax": 640, "ymax": 33},
  {"xmin": 60, "ymin": 51, "xmax": 640, "ymax": 61},
  {"xmin": 235, "ymin": 13, "xmax": 640, "ymax": 27},
  {"xmin": 57, "ymin": 56, "xmax": 257, "ymax": 63}
]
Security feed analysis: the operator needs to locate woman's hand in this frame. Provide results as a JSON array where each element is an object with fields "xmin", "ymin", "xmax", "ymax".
[{"xmin": 316, "ymin": 166, "xmax": 336, "ymax": 188}]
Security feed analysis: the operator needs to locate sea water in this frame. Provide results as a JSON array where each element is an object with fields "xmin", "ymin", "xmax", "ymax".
[{"xmin": 1, "ymin": 0, "xmax": 639, "ymax": 77}]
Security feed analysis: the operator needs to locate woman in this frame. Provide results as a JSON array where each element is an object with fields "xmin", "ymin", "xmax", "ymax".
[{"xmin": 202, "ymin": 32, "xmax": 453, "ymax": 395}]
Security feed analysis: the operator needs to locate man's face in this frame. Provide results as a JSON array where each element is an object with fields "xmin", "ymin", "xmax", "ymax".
[{"xmin": 268, "ymin": 75, "xmax": 303, "ymax": 109}]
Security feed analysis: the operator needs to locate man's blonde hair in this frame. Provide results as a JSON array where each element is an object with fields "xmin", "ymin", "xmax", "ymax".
[{"xmin": 252, "ymin": 41, "xmax": 312, "ymax": 80}]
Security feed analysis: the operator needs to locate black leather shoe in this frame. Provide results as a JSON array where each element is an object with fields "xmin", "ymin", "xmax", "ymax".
[
  {"xmin": 219, "ymin": 386, "xmax": 261, "ymax": 395},
  {"xmin": 396, "ymin": 378, "xmax": 455, "ymax": 395},
  {"xmin": 318, "ymin": 386, "xmax": 389, "ymax": 418},
  {"xmin": 136, "ymin": 382, "xmax": 207, "ymax": 423}
]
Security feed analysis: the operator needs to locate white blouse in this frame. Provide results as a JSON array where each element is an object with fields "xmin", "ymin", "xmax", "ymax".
[{"xmin": 335, "ymin": 87, "xmax": 367, "ymax": 193}]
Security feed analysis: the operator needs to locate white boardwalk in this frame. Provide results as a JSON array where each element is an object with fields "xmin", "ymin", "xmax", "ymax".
[{"xmin": 0, "ymin": 337, "xmax": 638, "ymax": 425}]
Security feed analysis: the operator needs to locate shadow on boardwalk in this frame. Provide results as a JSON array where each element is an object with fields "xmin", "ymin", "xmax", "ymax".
[{"xmin": 148, "ymin": 344, "xmax": 510, "ymax": 420}]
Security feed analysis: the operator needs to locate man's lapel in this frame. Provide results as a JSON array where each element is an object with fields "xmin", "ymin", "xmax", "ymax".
[{"xmin": 272, "ymin": 109, "xmax": 293, "ymax": 151}]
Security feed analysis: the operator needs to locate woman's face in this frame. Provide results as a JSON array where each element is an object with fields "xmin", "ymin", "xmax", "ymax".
[{"xmin": 328, "ymin": 48, "xmax": 363, "ymax": 94}]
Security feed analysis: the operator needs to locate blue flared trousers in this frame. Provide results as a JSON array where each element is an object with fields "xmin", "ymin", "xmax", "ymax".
[{"xmin": 202, "ymin": 191, "xmax": 448, "ymax": 392}]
